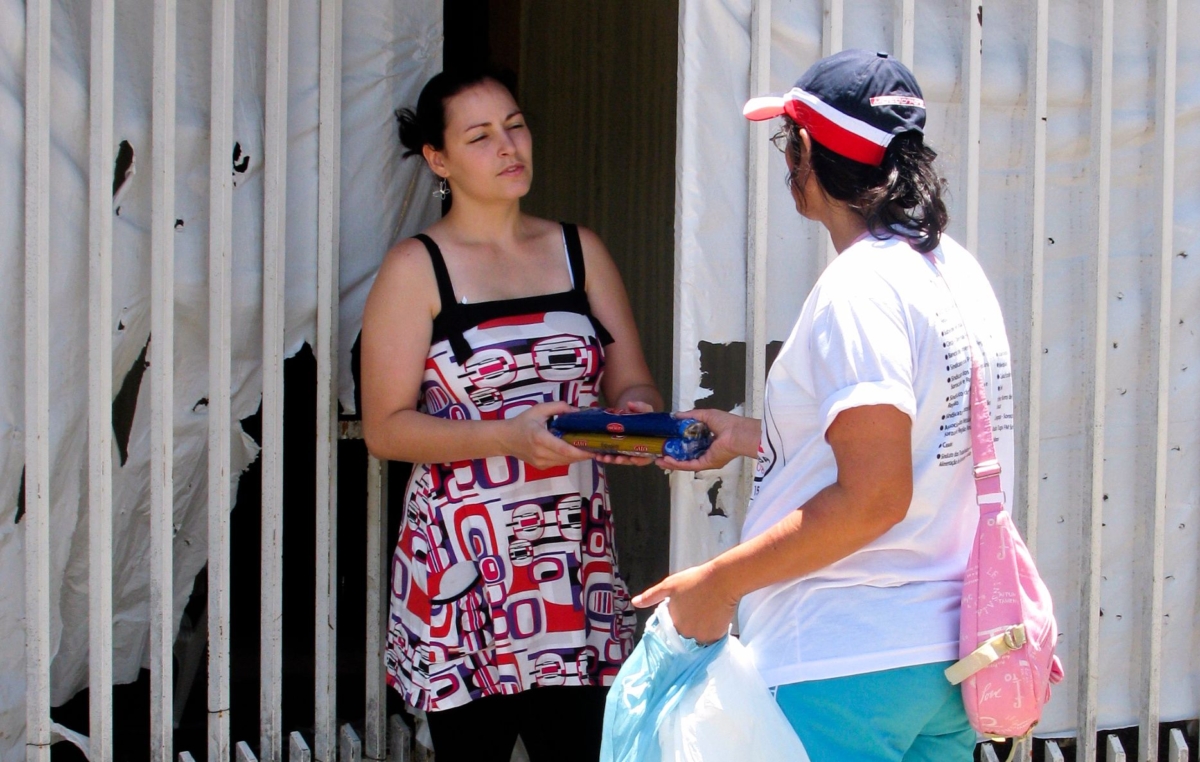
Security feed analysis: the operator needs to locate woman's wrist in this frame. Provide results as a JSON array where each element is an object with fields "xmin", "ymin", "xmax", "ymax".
[
  {"xmin": 703, "ymin": 556, "xmax": 747, "ymax": 605},
  {"xmin": 489, "ymin": 417, "xmax": 518, "ymax": 457},
  {"xmin": 735, "ymin": 415, "xmax": 762, "ymax": 458}
]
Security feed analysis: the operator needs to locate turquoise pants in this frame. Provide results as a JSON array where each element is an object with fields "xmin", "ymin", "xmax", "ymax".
[{"xmin": 775, "ymin": 661, "xmax": 975, "ymax": 762}]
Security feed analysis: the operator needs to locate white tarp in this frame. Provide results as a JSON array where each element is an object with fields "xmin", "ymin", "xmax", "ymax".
[
  {"xmin": 0, "ymin": 0, "xmax": 442, "ymax": 756},
  {"xmin": 673, "ymin": 0, "xmax": 1199, "ymax": 736}
]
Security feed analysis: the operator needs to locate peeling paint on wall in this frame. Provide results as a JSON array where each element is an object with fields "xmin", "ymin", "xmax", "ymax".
[
  {"xmin": 13, "ymin": 469, "xmax": 23, "ymax": 526},
  {"xmin": 111, "ymin": 338, "xmax": 150, "ymax": 467},
  {"xmin": 694, "ymin": 340, "xmax": 784, "ymax": 411}
]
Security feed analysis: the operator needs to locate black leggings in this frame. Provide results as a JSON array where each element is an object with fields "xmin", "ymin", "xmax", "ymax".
[{"xmin": 424, "ymin": 686, "xmax": 609, "ymax": 762}]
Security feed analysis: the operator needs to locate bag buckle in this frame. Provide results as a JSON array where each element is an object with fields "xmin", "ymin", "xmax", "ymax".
[
  {"xmin": 973, "ymin": 459, "xmax": 1001, "ymax": 480},
  {"xmin": 944, "ymin": 624, "xmax": 1028, "ymax": 685},
  {"xmin": 1003, "ymin": 624, "xmax": 1027, "ymax": 650}
]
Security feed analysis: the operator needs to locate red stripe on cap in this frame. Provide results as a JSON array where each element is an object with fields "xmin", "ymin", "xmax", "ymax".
[{"xmin": 784, "ymin": 99, "xmax": 888, "ymax": 166}]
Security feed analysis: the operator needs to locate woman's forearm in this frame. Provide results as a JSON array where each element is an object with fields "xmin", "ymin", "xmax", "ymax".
[
  {"xmin": 364, "ymin": 409, "xmax": 512, "ymax": 463},
  {"xmin": 707, "ymin": 480, "xmax": 905, "ymax": 601}
]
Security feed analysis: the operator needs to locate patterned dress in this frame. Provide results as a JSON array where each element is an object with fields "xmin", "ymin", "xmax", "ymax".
[{"xmin": 385, "ymin": 223, "xmax": 636, "ymax": 712}]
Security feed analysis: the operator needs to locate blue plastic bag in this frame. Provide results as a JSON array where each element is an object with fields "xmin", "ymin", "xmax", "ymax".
[{"xmin": 600, "ymin": 603, "xmax": 810, "ymax": 762}]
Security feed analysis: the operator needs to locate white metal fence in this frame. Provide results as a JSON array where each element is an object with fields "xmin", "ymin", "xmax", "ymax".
[
  {"xmin": 15, "ymin": 0, "xmax": 440, "ymax": 761},
  {"xmin": 12, "ymin": 1, "xmax": 1200, "ymax": 761},
  {"xmin": 672, "ymin": 0, "xmax": 1197, "ymax": 760}
]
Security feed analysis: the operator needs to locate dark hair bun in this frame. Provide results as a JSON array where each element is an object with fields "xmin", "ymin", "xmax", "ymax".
[
  {"xmin": 395, "ymin": 107, "xmax": 423, "ymax": 158},
  {"xmin": 394, "ymin": 66, "xmax": 519, "ymax": 159}
]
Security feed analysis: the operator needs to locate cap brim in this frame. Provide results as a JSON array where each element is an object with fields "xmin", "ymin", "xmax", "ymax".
[{"xmin": 743, "ymin": 95, "xmax": 786, "ymax": 121}]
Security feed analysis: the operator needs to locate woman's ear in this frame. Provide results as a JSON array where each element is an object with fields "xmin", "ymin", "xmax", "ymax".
[
  {"xmin": 797, "ymin": 127, "xmax": 813, "ymax": 158},
  {"xmin": 796, "ymin": 126, "xmax": 816, "ymax": 166},
  {"xmin": 423, "ymin": 144, "xmax": 449, "ymax": 179}
]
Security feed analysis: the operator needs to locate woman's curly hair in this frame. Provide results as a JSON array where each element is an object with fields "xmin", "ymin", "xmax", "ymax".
[{"xmin": 784, "ymin": 121, "xmax": 949, "ymax": 253}]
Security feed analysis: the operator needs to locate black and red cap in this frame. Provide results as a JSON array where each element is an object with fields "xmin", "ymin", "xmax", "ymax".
[{"xmin": 743, "ymin": 49, "xmax": 925, "ymax": 167}]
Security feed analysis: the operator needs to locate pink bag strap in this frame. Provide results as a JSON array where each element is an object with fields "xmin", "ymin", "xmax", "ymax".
[
  {"xmin": 925, "ymin": 253, "xmax": 1004, "ymax": 514},
  {"xmin": 966, "ymin": 354, "xmax": 1005, "ymax": 512}
]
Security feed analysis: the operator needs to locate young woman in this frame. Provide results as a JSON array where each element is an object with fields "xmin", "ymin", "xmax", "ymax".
[
  {"xmin": 361, "ymin": 68, "xmax": 662, "ymax": 762},
  {"xmin": 643, "ymin": 50, "xmax": 1014, "ymax": 761}
]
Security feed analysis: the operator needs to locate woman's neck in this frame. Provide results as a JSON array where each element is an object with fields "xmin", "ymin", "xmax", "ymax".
[
  {"xmin": 823, "ymin": 203, "xmax": 869, "ymax": 254},
  {"xmin": 442, "ymin": 196, "xmax": 524, "ymax": 245}
]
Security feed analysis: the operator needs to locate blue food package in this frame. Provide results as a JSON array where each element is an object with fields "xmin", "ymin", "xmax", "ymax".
[
  {"xmin": 549, "ymin": 409, "xmax": 709, "ymax": 439},
  {"xmin": 549, "ymin": 410, "xmax": 713, "ymax": 461},
  {"xmin": 659, "ymin": 436, "xmax": 711, "ymax": 461}
]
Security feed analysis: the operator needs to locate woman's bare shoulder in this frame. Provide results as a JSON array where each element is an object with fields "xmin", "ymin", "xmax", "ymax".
[
  {"xmin": 368, "ymin": 236, "xmax": 440, "ymax": 315},
  {"xmin": 518, "ymin": 214, "xmax": 568, "ymax": 243},
  {"xmin": 571, "ymin": 224, "xmax": 619, "ymax": 279},
  {"xmin": 381, "ymin": 237, "xmax": 439, "ymax": 278},
  {"xmin": 573, "ymin": 224, "xmax": 609, "ymax": 253}
]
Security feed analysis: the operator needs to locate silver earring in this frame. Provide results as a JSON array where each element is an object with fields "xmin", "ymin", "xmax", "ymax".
[{"xmin": 432, "ymin": 178, "xmax": 450, "ymax": 201}]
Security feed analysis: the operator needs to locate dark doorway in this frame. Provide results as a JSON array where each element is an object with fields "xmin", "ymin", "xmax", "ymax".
[
  {"xmin": 50, "ymin": 6, "xmax": 679, "ymax": 762},
  {"xmin": 443, "ymin": 0, "xmax": 679, "ymax": 618}
]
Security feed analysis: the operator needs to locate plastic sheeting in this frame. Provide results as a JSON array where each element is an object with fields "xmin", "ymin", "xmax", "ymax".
[
  {"xmin": 0, "ymin": 0, "xmax": 441, "ymax": 756},
  {"xmin": 672, "ymin": 0, "xmax": 1199, "ymax": 737}
]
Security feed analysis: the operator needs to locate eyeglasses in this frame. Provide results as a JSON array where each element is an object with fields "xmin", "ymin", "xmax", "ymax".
[{"xmin": 770, "ymin": 130, "xmax": 790, "ymax": 153}]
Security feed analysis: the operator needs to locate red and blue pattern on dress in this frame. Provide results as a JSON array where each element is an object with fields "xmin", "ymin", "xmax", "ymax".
[{"xmin": 385, "ymin": 308, "xmax": 636, "ymax": 712}]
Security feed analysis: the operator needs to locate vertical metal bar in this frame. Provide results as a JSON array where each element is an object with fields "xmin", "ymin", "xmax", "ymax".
[
  {"xmin": 822, "ymin": 0, "xmax": 842, "ymax": 56},
  {"xmin": 1108, "ymin": 735, "xmax": 1128, "ymax": 762},
  {"xmin": 1018, "ymin": 0, "xmax": 1049, "ymax": 558},
  {"xmin": 1045, "ymin": 740, "xmax": 1065, "ymax": 762},
  {"xmin": 236, "ymin": 743, "xmax": 257, "ymax": 762},
  {"xmin": 894, "ymin": 0, "xmax": 915, "ymax": 68},
  {"xmin": 88, "ymin": 0, "xmax": 116, "ymax": 758},
  {"xmin": 744, "ymin": 0, "xmax": 769, "ymax": 443},
  {"xmin": 364, "ymin": 457, "xmax": 388, "ymax": 760},
  {"xmin": 208, "ymin": 0, "xmax": 235, "ymax": 757},
  {"xmin": 314, "ymin": 0, "xmax": 343, "ymax": 758},
  {"xmin": 1167, "ymin": 729, "xmax": 1188, "ymax": 762},
  {"xmin": 339, "ymin": 726, "xmax": 362, "ymax": 762},
  {"xmin": 1141, "ymin": 1, "xmax": 1177, "ymax": 760},
  {"xmin": 150, "ymin": 0, "xmax": 177, "ymax": 759},
  {"xmin": 979, "ymin": 743, "xmax": 1000, "ymax": 762},
  {"xmin": 387, "ymin": 716, "xmax": 412, "ymax": 762},
  {"xmin": 669, "ymin": 0, "xmax": 690, "ymax": 573},
  {"xmin": 1077, "ymin": 5, "xmax": 1112, "ymax": 760},
  {"xmin": 290, "ymin": 733, "xmax": 311, "ymax": 762},
  {"xmin": 1012, "ymin": 735, "xmax": 1036, "ymax": 762},
  {"xmin": 963, "ymin": 1, "xmax": 982, "ymax": 254},
  {"xmin": 182, "ymin": 752, "xmax": 198, "ymax": 762},
  {"xmin": 821, "ymin": 0, "xmax": 843, "ymax": 267},
  {"xmin": 23, "ymin": 1, "xmax": 53, "ymax": 760},
  {"xmin": 260, "ymin": 0, "xmax": 289, "ymax": 758}
]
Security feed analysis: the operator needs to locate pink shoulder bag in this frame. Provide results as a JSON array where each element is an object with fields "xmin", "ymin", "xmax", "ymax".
[
  {"xmin": 933, "ymin": 257, "xmax": 1064, "ymax": 741},
  {"xmin": 931, "ymin": 254, "xmax": 1065, "ymax": 739}
]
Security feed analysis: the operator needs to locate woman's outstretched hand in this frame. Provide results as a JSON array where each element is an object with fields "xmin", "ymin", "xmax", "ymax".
[
  {"xmin": 505, "ymin": 402, "xmax": 593, "ymax": 470},
  {"xmin": 589, "ymin": 400, "xmax": 659, "ymax": 467},
  {"xmin": 633, "ymin": 562, "xmax": 740, "ymax": 645},
  {"xmin": 657, "ymin": 408, "xmax": 760, "ymax": 473}
]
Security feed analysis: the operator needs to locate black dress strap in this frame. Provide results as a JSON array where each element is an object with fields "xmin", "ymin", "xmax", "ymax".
[
  {"xmin": 559, "ymin": 222, "xmax": 615, "ymax": 346},
  {"xmin": 414, "ymin": 234, "xmax": 459, "ymax": 310},
  {"xmin": 561, "ymin": 222, "xmax": 587, "ymax": 292},
  {"xmin": 413, "ymin": 233, "xmax": 475, "ymax": 364}
]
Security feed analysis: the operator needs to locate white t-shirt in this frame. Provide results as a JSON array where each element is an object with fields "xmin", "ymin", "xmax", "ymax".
[{"xmin": 738, "ymin": 234, "xmax": 1015, "ymax": 688}]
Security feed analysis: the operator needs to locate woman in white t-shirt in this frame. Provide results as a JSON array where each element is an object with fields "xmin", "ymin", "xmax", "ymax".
[{"xmin": 637, "ymin": 50, "xmax": 1014, "ymax": 761}]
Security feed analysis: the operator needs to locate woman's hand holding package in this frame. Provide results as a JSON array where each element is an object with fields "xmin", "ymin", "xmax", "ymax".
[
  {"xmin": 504, "ymin": 401, "xmax": 593, "ymax": 470},
  {"xmin": 657, "ymin": 408, "xmax": 761, "ymax": 472},
  {"xmin": 591, "ymin": 399, "xmax": 660, "ymax": 467},
  {"xmin": 632, "ymin": 562, "xmax": 739, "ymax": 645}
]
